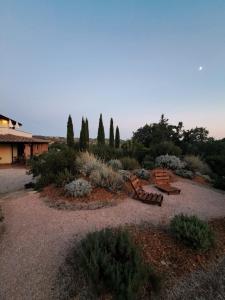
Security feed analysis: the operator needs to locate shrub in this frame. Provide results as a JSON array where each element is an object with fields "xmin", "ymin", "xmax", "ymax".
[
  {"xmin": 213, "ymin": 176, "xmax": 225, "ymax": 191},
  {"xmin": 108, "ymin": 159, "xmax": 123, "ymax": 171},
  {"xmin": 78, "ymin": 228, "xmax": 160, "ymax": 299},
  {"xmin": 90, "ymin": 165, "xmax": 124, "ymax": 192},
  {"xmin": 120, "ymin": 157, "xmax": 140, "ymax": 170},
  {"xmin": 55, "ymin": 169, "xmax": 75, "ymax": 187},
  {"xmin": 134, "ymin": 169, "xmax": 150, "ymax": 180},
  {"xmin": 155, "ymin": 154, "xmax": 185, "ymax": 170},
  {"xmin": 90, "ymin": 144, "xmax": 123, "ymax": 161},
  {"xmin": 175, "ymin": 169, "xmax": 194, "ymax": 179},
  {"xmin": 64, "ymin": 179, "xmax": 92, "ymax": 197},
  {"xmin": 142, "ymin": 155, "xmax": 155, "ymax": 169},
  {"xmin": 170, "ymin": 214, "xmax": 214, "ymax": 251},
  {"xmin": 28, "ymin": 147, "xmax": 77, "ymax": 188},
  {"xmin": 184, "ymin": 155, "xmax": 211, "ymax": 175},
  {"xmin": 76, "ymin": 152, "xmax": 102, "ymax": 176},
  {"xmin": 118, "ymin": 170, "xmax": 131, "ymax": 181},
  {"xmin": 149, "ymin": 141, "xmax": 182, "ymax": 158}
]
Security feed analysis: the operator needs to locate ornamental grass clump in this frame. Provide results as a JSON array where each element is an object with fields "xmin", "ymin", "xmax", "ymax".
[
  {"xmin": 78, "ymin": 228, "xmax": 160, "ymax": 299},
  {"xmin": 89, "ymin": 165, "xmax": 124, "ymax": 192},
  {"xmin": 64, "ymin": 179, "xmax": 92, "ymax": 197},
  {"xmin": 170, "ymin": 214, "xmax": 215, "ymax": 251},
  {"xmin": 120, "ymin": 157, "xmax": 140, "ymax": 170},
  {"xmin": 76, "ymin": 152, "xmax": 103, "ymax": 176}
]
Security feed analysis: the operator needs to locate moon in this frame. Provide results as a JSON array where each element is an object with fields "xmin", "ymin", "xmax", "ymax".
[{"xmin": 198, "ymin": 66, "xmax": 203, "ymax": 71}]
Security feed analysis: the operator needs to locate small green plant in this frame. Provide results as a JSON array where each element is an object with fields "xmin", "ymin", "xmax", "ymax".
[
  {"xmin": 120, "ymin": 157, "xmax": 140, "ymax": 170},
  {"xmin": 134, "ymin": 169, "xmax": 150, "ymax": 180},
  {"xmin": 64, "ymin": 179, "xmax": 92, "ymax": 197},
  {"xmin": 78, "ymin": 228, "xmax": 160, "ymax": 299},
  {"xmin": 108, "ymin": 159, "xmax": 123, "ymax": 171},
  {"xmin": 170, "ymin": 214, "xmax": 215, "ymax": 251}
]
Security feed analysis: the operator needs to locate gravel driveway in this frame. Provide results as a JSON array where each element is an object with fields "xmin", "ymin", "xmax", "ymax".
[
  {"xmin": 0, "ymin": 167, "xmax": 33, "ymax": 194},
  {"xmin": 0, "ymin": 180, "xmax": 225, "ymax": 299}
]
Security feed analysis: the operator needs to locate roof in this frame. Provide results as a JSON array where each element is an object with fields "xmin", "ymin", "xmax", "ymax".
[
  {"xmin": 0, "ymin": 114, "xmax": 22, "ymax": 126},
  {"xmin": 0, "ymin": 134, "xmax": 49, "ymax": 143}
]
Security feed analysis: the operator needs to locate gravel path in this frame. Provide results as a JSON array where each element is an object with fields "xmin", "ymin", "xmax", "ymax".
[
  {"xmin": 0, "ymin": 180, "xmax": 225, "ymax": 299},
  {"xmin": 0, "ymin": 168, "xmax": 33, "ymax": 195}
]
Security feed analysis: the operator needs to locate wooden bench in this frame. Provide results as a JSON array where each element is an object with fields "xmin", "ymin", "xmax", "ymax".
[
  {"xmin": 129, "ymin": 175, "xmax": 163, "ymax": 206},
  {"xmin": 154, "ymin": 169, "xmax": 181, "ymax": 195}
]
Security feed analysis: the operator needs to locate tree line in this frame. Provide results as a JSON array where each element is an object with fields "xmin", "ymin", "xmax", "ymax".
[{"xmin": 67, "ymin": 114, "xmax": 120, "ymax": 151}]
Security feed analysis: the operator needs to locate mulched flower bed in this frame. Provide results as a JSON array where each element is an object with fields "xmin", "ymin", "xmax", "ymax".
[
  {"xmin": 129, "ymin": 218, "xmax": 225, "ymax": 291},
  {"xmin": 40, "ymin": 185, "xmax": 127, "ymax": 210}
]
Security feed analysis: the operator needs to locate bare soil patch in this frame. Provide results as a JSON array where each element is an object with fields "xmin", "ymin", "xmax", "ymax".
[
  {"xmin": 130, "ymin": 218, "xmax": 225, "ymax": 292},
  {"xmin": 41, "ymin": 185, "xmax": 127, "ymax": 210}
]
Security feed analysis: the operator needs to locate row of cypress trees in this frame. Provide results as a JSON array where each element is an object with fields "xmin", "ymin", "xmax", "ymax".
[{"xmin": 66, "ymin": 114, "xmax": 120, "ymax": 150}]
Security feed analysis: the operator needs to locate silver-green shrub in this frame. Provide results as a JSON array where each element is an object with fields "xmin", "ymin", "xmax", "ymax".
[
  {"xmin": 90, "ymin": 165, "xmax": 124, "ymax": 192},
  {"xmin": 175, "ymin": 169, "xmax": 194, "ymax": 179},
  {"xmin": 108, "ymin": 159, "xmax": 123, "ymax": 171},
  {"xmin": 155, "ymin": 154, "xmax": 186, "ymax": 170},
  {"xmin": 64, "ymin": 179, "xmax": 92, "ymax": 197},
  {"xmin": 134, "ymin": 169, "xmax": 150, "ymax": 180}
]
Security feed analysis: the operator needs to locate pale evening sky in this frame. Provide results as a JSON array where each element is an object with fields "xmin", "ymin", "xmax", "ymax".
[{"xmin": 0, "ymin": 0, "xmax": 225, "ymax": 139}]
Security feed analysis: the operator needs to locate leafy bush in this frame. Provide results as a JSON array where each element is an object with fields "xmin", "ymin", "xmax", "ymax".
[
  {"xmin": 28, "ymin": 147, "xmax": 77, "ymax": 188},
  {"xmin": 142, "ymin": 155, "xmax": 155, "ymax": 170},
  {"xmin": 170, "ymin": 214, "xmax": 215, "ymax": 251},
  {"xmin": 205, "ymin": 155, "xmax": 225, "ymax": 177},
  {"xmin": 89, "ymin": 165, "xmax": 124, "ymax": 192},
  {"xmin": 78, "ymin": 228, "xmax": 160, "ymax": 299},
  {"xmin": 213, "ymin": 176, "xmax": 225, "ymax": 191},
  {"xmin": 155, "ymin": 154, "xmax": 186, "ymax": 170},
  {"xmin": 149, "ymin": 141, "xmax": 182, "ymax": 158},
  {"xmin": 64, "ymin": 179, "xmax": 92, "ymax": 197},
  {"xmin": 175, "ymin": 169, "xmax": 194, "ymax": 179},
  {"xmin": 134, "ymin": 169, "xmax": 150, "ymax": 180},
  {"xmin": 108, "ymin": 159, "xmax": 123, "ymax": 171},
  {"xmin": 55, "ymin": 169, "xmax": 75, "ymax": 187},
  {"xmin": 120, "ymin": 157, "xmax": 140, "ymax": 170},
  {"xmin": 184, "ymin": 155, "xmax": 211, "ymax": 175},
  {"xmin": 90, "ymin": 144, "xmax": 123, "ymax": 161}
]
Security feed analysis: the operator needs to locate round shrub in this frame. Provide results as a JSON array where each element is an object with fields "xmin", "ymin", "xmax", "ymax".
[
  {"xmin": 108, "ymin": 159, "xmax": 123, "ymax": 171},
  {"xmin": 155, "ymin": 154, "xmax": 186, "ymax": 170},
  {"xmin": 170, "ymin": 214, "xmax": 215, "ymax": 251},
  {"xmin": 134, "ymin": 169, "xmax": 150, "ymax": 180},
  {"xmin": 120, "ymin": 157, "xmax": 140, "ymax": 170},
  {"xmin": 64, "ymin": 179, "xmax": 92, "ymax": 197},
  {"xmin": 175, "ymin": 169, "xmax": 194, "ymax": 179},
  {"xmin": 78, "ymin": 228, "xmax": 160, "ymax": 299}
]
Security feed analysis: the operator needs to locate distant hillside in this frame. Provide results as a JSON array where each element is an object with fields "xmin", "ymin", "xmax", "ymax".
[{"xmin": 33, "ymin": 136, "xmax": 125, "ymax": 145}]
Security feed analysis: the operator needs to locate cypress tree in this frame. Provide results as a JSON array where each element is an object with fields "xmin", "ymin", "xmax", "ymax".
[
  {"xmin": 85, "ymin": 118, "xmax": 89, "ymax": 149},
  {"xmin": 109, "ymin": 118, "xmax": 114, "ymax": 148},
  {"xmin": 79, "ymin": 117, "xmax": 86, "ymax": 151},
  {"xmin": 67, "ymin": 115, "xmax": 74, "ymax": 148},
  {"xmin": 115, "ymin": 126, "xmax": 120, "ymax": 148},
  {"xmin": 97, "ymin": 113, "xmax": 105, "ymax": 145}
]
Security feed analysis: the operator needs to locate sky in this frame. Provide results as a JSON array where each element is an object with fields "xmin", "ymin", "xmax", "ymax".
[{"xmin": 0, "ymin": 0, "xmax": 225, "ymax": 139}]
